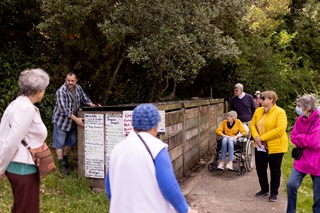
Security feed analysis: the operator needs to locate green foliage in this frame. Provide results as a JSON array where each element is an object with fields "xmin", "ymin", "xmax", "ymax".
[
  {"xmin": 98, "ymin": 0, "xmax": 240, "ymax": 101},
  {"xmin": 0, "ymin": 170, "xmax": 109, "ymax": 212}
]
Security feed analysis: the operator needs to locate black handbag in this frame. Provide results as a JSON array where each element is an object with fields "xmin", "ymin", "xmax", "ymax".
[{"xmin": 291, "ymin": 147, "xmax": 304, "ymax": 160}]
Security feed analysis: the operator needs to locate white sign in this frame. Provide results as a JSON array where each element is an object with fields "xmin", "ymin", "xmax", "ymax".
[
  {"xmin": 105, "ymin": 113, "xmax": 126, "ymax": 168},
  {"xmin": 84, "ymin": 114, "xmax": 104, "ymax": 178}
]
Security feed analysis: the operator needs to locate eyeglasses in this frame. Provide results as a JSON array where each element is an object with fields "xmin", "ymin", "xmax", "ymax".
[{"xmin": 261, "ymin": 96, "xmax": 266, "ymax": 101}]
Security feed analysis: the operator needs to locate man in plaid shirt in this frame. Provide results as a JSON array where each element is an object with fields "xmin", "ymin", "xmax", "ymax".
[{"xmin": 52, "ymin": 72, "xmax": 96, "ymax": 175}]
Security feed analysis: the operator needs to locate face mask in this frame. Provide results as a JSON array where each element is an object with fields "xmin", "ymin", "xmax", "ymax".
[{"xmin": 295, "ymin": 106, "xmax": 303, "ymax": 116}]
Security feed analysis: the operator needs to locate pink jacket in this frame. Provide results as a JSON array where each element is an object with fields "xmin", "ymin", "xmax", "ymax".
[{"xmin": 290, "ymin": 110, "xmax": 320, "ymax": 176}]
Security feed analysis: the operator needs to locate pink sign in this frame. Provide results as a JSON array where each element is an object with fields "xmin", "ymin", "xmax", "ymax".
[{"xmin": 123, "ymin": 111, "xmax": 133, "ymax": 135}]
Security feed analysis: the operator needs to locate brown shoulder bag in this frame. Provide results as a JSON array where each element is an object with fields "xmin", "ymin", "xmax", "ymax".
[{"xmin": 22, "ymin": 140, "xmax": 57, "ymax": 179}]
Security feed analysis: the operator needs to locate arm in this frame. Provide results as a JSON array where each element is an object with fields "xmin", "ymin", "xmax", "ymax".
[
  {"xmin": 0, "ymin": 104, "xmax": 35, "ymax": 175},
  {"xmin": 292, "ymin": 117, "xmax": 320, "ymax": 150},
  {"xmin": 215, "ymin": 121, "xmax": 225, "ymax": 136},
  {"xmin": 250, "ymin": 111, "xmax": 262, "ymax": 146},
  {"xmin": 155, "ymin": 148, "xmax": 190, "ymax": 213},
  {"xmin": 105, "ymin": 168, "xmax": 111, "ymax": 200},
  {"xmin": 238, "ymin": 120, "xmax": 248, "ymax": 136}
]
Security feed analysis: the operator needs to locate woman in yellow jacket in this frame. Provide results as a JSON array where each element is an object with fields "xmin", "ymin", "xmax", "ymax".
[
  {"xmin": 216, "ymin": 110, "xmax": 248, "ymax": 171},
  {"xmin": 250, "ymin": 90, "xmax": 288, "ymax": 202}
]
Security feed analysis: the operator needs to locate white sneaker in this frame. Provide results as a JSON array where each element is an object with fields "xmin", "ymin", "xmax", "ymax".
[
  {"xmin": 217, "ymin": 161, "xmax": 225, "ymax": 170},
  {"xmin": 226, "ymin": 161, "xmax": 233, "ymax": 170}
]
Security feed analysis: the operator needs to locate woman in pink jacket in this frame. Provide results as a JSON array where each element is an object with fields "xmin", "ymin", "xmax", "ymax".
[{"xmin": 287, "ymin": 94, "xmax": 320, "ymax": 213}]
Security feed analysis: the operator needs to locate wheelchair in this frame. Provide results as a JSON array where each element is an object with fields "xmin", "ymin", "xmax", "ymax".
[{"xmin": 208, "ymin": 132, "xmax": 255, "ymax": 176}]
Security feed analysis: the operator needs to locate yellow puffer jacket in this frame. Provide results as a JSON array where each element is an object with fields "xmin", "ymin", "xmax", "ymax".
[{"xmin": 250, "ymin": 104, "xmax": 288, "ymax": 154}]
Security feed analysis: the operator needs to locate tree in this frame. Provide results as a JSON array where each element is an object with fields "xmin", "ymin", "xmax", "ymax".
[{"xmin": 98, "ymin": 0, "xmax": 240, "ymax": 102}]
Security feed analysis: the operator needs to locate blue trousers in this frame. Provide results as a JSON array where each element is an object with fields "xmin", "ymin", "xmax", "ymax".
[
  {"xmin": 286, "ymin": 167, "xmax": 320, "ymax": 213},
  {"xmin": 221, "ymin": 137, "xmax": 234, "ymax": 161}
]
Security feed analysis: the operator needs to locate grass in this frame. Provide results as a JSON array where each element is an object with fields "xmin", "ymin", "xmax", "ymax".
[
  {"xmin": 282, "ymin": 138, "xmax": 313, "ymax": 213},
  {"xmin": 0, "ymin": 164, "xmax": 109, "ymax": 213}
]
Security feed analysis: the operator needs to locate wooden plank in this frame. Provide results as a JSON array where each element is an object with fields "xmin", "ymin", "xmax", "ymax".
[
  {"xmin": 172, "ymin": 155, "xmax": 183, "ymax": 172},
  {"xmin": 185, "ymin": 108, "xmax": 199, "ymax": 119},
  {"xmin": 169, "ymin": 144, "xmax": 183, "ymax": 161},
  {"xmin": 185, "ymin": 117, "xmax": 198, "ymax": 130},
  {"xmin": 167, "ymin": 133, "xmax": 183, "ymax": 150},
  {"xmin": 167, "ymin": 122, "xmax": 183, "ymax": 138},
  {"xmin": 165, "ymin": 110, "xmax": 184, "ymax": 126},
  {"xmin": 185, "ymin": 136, "xmax": 198, "ymax": 151},
  {"xmin": 200, "ymin": 128, "xmax": 209, "ymax": 142},
  {"xmin": 185, "ymin": 127, "xmax": 198, "ymax": 141}
]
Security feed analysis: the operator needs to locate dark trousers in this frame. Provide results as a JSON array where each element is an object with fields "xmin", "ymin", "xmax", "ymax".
[
  {"xmin": 255, "ymin": 149, "xmax": 284, "ymax": 195},
  {"xmin": 5, "ymin": 171, "xmax": 40, "ymax": 213}
]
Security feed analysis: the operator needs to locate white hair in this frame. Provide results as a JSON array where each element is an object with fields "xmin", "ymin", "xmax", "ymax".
[
  {"xmin": 234, "ymin": 83, "xmax": 243, "ymax": 91},
  {"xmin": 18, "ymin": 68, "xmax": 50, "ymax": 96}
]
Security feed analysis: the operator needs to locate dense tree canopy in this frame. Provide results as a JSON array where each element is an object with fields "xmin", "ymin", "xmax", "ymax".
[{"xmin": 1, "ymin": 0, "xmax": 320, "ymax": 127}]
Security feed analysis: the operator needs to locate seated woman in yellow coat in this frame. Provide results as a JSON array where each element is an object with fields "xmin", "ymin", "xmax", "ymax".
[
  {"xmin": 250, "ymin": 90, "xmax": 288, "ymax": 202},
  {"xmin": 216, "ymin": 110, "xmax": 248, "ymax": 171}
]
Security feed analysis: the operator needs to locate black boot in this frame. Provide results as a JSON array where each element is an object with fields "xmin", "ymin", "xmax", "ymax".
[
  {"xmin": 63, "ymin": 155, "xmax": 70, "ymax": 169},
  {"xmin": 59, "ymin": 159, "xmax": 69, "ymax": 175},
  {"xmin": 63, "ymin": 155, "xmax": 74, "ymax": 170}
]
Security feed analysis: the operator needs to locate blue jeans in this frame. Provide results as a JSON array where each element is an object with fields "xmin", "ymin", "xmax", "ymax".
[
  {"xmin": 286, "ymin": 167, "xmax": 320, "ymax": 213},
  {"xmin": 221, "ymin": 137, "xmax": 234, "ymax": 161},
  {"xmin": 52, "ymin": 124, "xmax": 77, "ymax": 148}
]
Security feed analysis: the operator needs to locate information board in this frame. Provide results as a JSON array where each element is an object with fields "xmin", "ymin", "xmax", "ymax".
[
  {"xmin": 105, "ymin": 113, "xmax": 126, "ymax": 168},
  {"xmin": 84, "ymin": 114, "xmax": 105, "ymax": 178}
]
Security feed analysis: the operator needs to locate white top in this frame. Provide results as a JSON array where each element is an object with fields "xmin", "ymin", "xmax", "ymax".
[
  {"xmin": 108, "ymin": 131, "xmax": 176, "ymax": 213},
  {"xmin": 0, "ymin": 96, "xmax": 47, "ymax": 174}
]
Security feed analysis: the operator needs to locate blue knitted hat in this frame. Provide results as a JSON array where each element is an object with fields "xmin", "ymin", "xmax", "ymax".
[{"xmin": 132, "ymin": 104, "xmax": 160, "ymax": 130}]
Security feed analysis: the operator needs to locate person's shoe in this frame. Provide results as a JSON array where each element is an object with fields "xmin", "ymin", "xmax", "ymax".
[
  {"xmin": 226, "ymin": 161, "xmax": 233, "ymax": 170},
  {"xmin": 269, "ymin": 194, "xmax": 277, "ymax": 202},
  {"xmin": 63, "ymin": 155, "xmax": 70, "ymax": 169},
  {"xmin": 217, "ymin": 161, "xmax": 225, "ymax": 170},
  {"xmin": 255, "ymin": 190, "xmax": 269, "ymax": 197},
  {"xmin": 59, "ymin": 159, "xmax": 69, "ymax": 175}
]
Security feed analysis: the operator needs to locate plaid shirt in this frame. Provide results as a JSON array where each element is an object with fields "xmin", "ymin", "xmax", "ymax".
[{"xmin": 52, "ymin": 83, "xmax": 92, "ymax": 131}]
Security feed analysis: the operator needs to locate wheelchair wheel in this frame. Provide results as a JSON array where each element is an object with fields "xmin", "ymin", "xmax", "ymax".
[
  {"xmin": 208, "ymin": 162, "xmax": 217, "ymax": 172},
  {"xmin": 245, "ymin": 140, "xmax": 255, "ymax": 171},
  {"xmin": 238, "ymin": 165, "xmax": 247, "ymax": 176}
]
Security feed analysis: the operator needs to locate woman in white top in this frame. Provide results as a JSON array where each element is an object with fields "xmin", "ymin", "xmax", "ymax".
[{"xmin": 0, "ymin": 68, "xmax": 50, "ymax": 213}]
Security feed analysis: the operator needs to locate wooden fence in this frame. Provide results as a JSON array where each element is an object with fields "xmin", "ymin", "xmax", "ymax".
[{"xmin": 77, "ymin": 99, "xmax": 226, "ymax": 190}]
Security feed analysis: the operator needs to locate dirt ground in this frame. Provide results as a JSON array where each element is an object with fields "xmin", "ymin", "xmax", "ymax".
[{"xmin": 179, "ymin": 153, "xmax": 287, "ymax": 213}]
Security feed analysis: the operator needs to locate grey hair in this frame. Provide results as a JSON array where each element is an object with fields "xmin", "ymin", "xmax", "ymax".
[
  {"xmin": 298, "ymin": 94, "xmax": 318, "ymax": 112},
  {"xmin": 234, "ymin": 83, "xmax": 243, "ymax": 90},
  {"xmin": 227, "ymin": 110, "xmax": 238, "ymax": 120},
  {"xmin": 18, "ymin": 68, "xmax": 50, "ymax": 96}
]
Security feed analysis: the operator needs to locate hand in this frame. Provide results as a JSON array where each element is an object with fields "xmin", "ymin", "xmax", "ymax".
[
  {"xmin": 76, "ymin": 117, "xmax": 85, "ymax": 127},
  {"xmin": 233, "ymin": 136, "xmax": 237, "ymax": 142},
  {"xmin": 188, "ymin": 209, "xmax": 198, "ymax": 213},
  {"xmin": 255, "ymin": 136, "xmax": 261, "ymax": 147},
  {"xmin": 0, "ymin": 174, "xmax": 6, "ymax": 180}
]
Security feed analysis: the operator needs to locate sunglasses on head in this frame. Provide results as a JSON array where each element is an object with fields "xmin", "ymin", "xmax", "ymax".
[{"xmin": 261, "ymin": 96, "xmax": 266, "ymax": 101}]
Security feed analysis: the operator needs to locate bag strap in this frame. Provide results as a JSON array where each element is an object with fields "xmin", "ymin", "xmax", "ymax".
[
  {"xmin": 21, "ymin": 140, "xmax": 31, "ymax": 150},
  {"xmin": 137, "ymin": 134, "xmax": 154, "ymax": 163}
]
